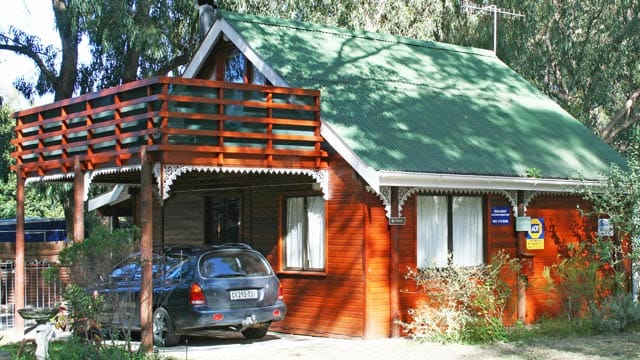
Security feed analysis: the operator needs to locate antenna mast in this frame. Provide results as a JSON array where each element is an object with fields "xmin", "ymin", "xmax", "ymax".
[{"xmin": 461, "ymin": 1, "xmax": 525, "ymax": 55}]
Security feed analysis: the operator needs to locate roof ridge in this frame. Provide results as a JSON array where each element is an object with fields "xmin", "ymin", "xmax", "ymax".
[{"xmin": 220, "ymin": 11, "xmax": 495, "ymax": 59}]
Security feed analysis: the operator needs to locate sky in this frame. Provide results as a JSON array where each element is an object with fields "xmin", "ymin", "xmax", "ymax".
[{"xmin": 0, "ymin": 0, "xmax": 88, "ymax": 110}]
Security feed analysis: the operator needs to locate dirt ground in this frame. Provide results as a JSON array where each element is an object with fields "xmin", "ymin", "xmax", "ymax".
[{"xmin": 157, "ymin": 330, "xmax": 640, "ymax": 360}]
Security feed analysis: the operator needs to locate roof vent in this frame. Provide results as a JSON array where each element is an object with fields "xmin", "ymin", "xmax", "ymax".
[{"xmin": 198, "ymin": 0, "xmax": 218, "ymax": 42}]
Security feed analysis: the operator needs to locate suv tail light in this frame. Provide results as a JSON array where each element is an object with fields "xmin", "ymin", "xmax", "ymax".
[
  {"xmin": 278, "ymin": 284, "xmax": 284, "ymax": 301},
  {"xmin": 190, "ymin": 283, "xmax": 206, "ymax": 305}
]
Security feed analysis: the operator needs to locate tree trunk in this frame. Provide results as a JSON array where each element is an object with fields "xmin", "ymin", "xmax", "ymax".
[{"xmin": 52, "ymin": 0, "xmax": 79, "ymax": 101}]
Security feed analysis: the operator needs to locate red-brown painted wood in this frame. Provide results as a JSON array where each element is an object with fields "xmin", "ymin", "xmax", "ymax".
[{"xmin": 12, "ymin": 77, "xmax": 325, "ymax": 179}]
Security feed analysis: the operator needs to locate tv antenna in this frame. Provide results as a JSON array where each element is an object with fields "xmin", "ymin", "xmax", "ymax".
[{"xmin": 461, "ymin": 1, "xmax": 525, "ymax": 55}]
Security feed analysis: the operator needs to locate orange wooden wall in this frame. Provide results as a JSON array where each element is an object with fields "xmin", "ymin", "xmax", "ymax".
[
  {"xmin": 397, "ymin": 193, "xmax": 591, "ymax": 327},
  {"xmin": 155, "ymin": 160, "xmax": 593, "ymax": 337}
]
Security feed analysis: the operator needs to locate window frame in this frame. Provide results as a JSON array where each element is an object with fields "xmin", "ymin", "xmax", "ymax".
[
  {"xmin": 204, "ymin": 193, "xmax": 242, "ymax": 245},
  {"xmin": 416, "ymin": 194, "xmax": 487, "ymax": 268},
  {"xmin": 279, "ymin": 193, "xmax": 327, "ymax": 275},
  {"xmin": 213, "ymin": 45, "xmax": 270, "ymax": 86}
]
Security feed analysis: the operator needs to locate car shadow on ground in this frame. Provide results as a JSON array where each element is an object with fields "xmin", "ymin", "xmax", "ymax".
[{"xmin": 153, "ymin": 331, "xmax": 292, "ymax": 359}]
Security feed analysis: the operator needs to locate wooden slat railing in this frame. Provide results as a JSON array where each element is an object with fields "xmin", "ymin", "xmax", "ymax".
[{"xmin": 12, "ymin": 76, "xmax": 327, "ymax": 178}]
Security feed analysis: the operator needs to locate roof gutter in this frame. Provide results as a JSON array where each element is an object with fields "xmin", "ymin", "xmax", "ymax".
[{"xmin": 377, "ymin": 171, "xmax": 603, "ymax": 193}]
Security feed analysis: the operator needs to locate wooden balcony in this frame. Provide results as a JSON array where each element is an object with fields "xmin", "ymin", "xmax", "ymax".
[{"xmin": 12, "ymin": 76, "xmax": 327, "ymax": 179}]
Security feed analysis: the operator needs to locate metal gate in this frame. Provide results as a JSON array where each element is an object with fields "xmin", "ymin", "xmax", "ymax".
[{"xmin": 0, "ymin": 260, "xmax": 65, "ymax": 330}]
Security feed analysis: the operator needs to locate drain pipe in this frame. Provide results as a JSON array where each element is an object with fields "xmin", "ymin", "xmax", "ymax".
[{"xmin": 198, "ymin": 0, "xmax": 218, "ymax": 42}]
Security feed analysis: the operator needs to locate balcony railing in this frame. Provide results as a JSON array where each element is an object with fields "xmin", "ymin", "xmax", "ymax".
[{"xmin": 12, "ymin": 76, "xmax": 327, "ymax": 178}]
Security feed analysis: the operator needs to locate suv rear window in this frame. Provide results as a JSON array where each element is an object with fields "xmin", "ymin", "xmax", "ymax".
[{"xmin": 199, "ymin": 251, "xmax": 271, "ymax": 278}]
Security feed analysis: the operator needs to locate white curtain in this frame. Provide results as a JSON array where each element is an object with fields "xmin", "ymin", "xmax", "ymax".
[
  {"xmin": 306, "ymin": 197, "xmax": 325, "ymax": 269},
  {"xmin": 417, "ymin": 196, "xmax": 448, "ymax": 268},
  {"xmin": 285, "ymin": 197, "xmax": 305, "ymax": 268},
  {"xmin": 452, "ymin": 196, "xmax": 483, "ymax": 266}
]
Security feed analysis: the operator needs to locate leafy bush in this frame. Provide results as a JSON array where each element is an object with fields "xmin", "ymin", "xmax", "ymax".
[
  {"xmin": 58, "ymin": 225, "xmax": 138, "ymax": 288},
  {"xmin": 50, "ymin": 225, "xmax": 139, "ymax": 344},
  {"xmin": 590, "ymin": 293, "xmax": 640, "ymax": 331},
  {"xmin": 6, "ymin": 337, "xmax": 166, "ymax": 360},
  {"xmin": 400, "ymin": 251, "xmax": 519, "ymax": 343},
  {"xmin": 542, "ymin": 242, "xmax": 604, "ymax": 321}
]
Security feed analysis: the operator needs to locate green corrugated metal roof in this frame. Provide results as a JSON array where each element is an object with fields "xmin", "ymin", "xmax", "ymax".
[{"xmin": 219, "ymin": 11, "xmax": 626, "ymax": 180}]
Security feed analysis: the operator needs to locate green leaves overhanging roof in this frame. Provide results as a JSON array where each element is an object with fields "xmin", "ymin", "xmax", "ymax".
[{"xmin": 219, "ymin": 11, "xmax": 626, "ymax": 181}]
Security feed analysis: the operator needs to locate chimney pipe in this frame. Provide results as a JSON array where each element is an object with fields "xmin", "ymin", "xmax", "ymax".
[{"xmin": 198, "ymin": 0, "xmax": 218, "ymax": 42}]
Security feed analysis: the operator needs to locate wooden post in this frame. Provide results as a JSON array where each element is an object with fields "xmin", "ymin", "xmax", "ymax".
[
  {"xmin": 14, "ymin": 168, "xmax": 25, "ymax": 334},
  {"xmin": 73, "ymin": 157, "xmax": 85, "ymax": 243},
  {"xmin": 139, "ymin": 147, "xmax": 154, "ymax": 352},
  {"xmin": 389, "ymin": 187, "xmax": 400, "ymax": 337},
  {"xmin": 516, "ymin": 191, "xmax": 534, "ymax": 323}
]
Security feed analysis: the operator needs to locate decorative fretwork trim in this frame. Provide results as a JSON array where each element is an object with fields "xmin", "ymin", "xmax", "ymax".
[
  {"xmin": 86, "ymin": 165, "xmax": 143, "ymax": 201},
  {"xmin": 367, "ymin": 186, "xmax": 566, "ymax": 219},
  {"xmin": 25, "ymin": 173, "xmax": 74, "ymax": 185},
  {"xmin": 366, "ymin": 186, "xmax": 392, "ymax": 218},
  {"xmin": 161, "ymin": 165, "xmax": 330, "ymax": 200}
]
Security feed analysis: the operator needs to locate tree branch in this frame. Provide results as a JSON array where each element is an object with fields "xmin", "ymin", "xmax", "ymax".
[
  {"xmin": 602, "ymin": 90, "xmax": 640, "ymax": 143},
  {"xmin": 0, "ymin": 42, "xmax": 58, "ymax": 85}
]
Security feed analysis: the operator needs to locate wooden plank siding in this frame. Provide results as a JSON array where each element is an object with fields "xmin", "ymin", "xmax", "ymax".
[
  {"xmin": 151, "ymin": 154, "xmax": 381, "ymax": 338},
  {"xmin": 363, "ymin": 191, "xmax": 391, "ymax": 337},
  {"xmin": 273, "ymin": 156, "xmax": 369, "ymax": 338},
  {"xmin": 396, "ymin": 193, "xmax": 593, "ymax": 328}
]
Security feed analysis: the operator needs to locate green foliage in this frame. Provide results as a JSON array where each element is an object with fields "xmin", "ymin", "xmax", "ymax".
[
  {"xmin": 58, "ymin": 225, "xmax": 138, "ymax": 288},
  {"xmin": 3, "ymin": 337, "xmax": 166, "ymax": 360},
  {"xmin": 506, "ymin": 317, "xmax": 599, "ymax": 342},
  {"xmin": 78, "ymin": 0, "xmax": 199, "ymax": 89},
  {"xmin": 61, "ymin": 283, "xmax": 104, "ymax": 330},
  {"xmin": 400, "ymin": 250, "xmax": 519, "ymax": 344},
  {"xmin": 590, "ymin": 293, "xmax": 640, "ymax": 332},
  {"xmin": 542, "ymin": 242, "xmax": 605, "ymax": 321},
  {"xmin": 526, "ymin": 167, "xmax": 542, "ymax": 178}
]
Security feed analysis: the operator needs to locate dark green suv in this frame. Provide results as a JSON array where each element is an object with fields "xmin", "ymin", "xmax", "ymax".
[{"xmin": 98, "ymin": 243, "xmax": 286, "ymax": 346}]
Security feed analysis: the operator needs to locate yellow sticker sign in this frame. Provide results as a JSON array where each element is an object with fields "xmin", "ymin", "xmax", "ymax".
[{"xmin": 526, "ymin": 217, "xmax": 544, "ymax": 250}]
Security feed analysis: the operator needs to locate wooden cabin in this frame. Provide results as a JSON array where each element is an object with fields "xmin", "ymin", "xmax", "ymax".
[{"xmin": 12, "ymin": 11, "xmax": 626, "ymax": 339}]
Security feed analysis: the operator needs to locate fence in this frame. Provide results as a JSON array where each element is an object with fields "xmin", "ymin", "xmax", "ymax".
[{"xmin": 0, "ymin": 260, "xmax": 67, "ymax": 330}]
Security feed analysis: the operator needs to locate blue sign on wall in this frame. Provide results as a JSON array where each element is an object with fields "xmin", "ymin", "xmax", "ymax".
[{"xmin": 491, "ymin": 206, "xmax": 511, "ymax": 225}]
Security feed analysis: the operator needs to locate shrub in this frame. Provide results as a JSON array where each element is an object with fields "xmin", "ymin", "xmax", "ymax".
[
  {"xmin": 58, "ymin": 225, "xmax": 138, "ymax": 288},
  {"xmin": 400, "ymin": 250, "xmax": 519, "ymax": 343},
  {"xmin": 51, "ymin": 225, "xmax": 139, "ymax": 345},
  {"xmin": 542, "ymin": 242, "xmax": 604, "ymax": 321},
  {"xmin": 590, "ymin": 293, "xmax": 640, "ymax": 331}
]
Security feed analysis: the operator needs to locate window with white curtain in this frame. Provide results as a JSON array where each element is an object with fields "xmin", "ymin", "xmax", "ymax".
[
  {"xmin": 284, "ymin": 196, "xmax": 325, "ymax": 271},
  {"xmin": 417, "ymin": 195, "xmax": 484, "ymax": 267}
]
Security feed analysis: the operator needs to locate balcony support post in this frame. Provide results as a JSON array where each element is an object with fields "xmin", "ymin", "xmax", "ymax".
[
  {"xmin": 14, "ymin": 167, "xmax": 25, "ymax": 335},
  {"xmin": 139, "ymin": 147, "xmax": 154, "ymax": 352},
  {"xmin": 73, "ymin": 157, "xmax": 85, "ymax": 243}
]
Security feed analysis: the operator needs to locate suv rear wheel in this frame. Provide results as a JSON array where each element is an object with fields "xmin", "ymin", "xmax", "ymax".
[
  {"xmin": 241, "ymin": 322, "xmax": 270, "ymax": 339},
  {"xmin": 153, "ymin": 307, "xmax": 181, "ymax": 346}
]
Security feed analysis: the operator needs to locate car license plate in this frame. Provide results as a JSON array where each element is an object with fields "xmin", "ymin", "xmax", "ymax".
[{"xmin": 229, "ymin": 289, "xmax": 258, "ymax": 300}]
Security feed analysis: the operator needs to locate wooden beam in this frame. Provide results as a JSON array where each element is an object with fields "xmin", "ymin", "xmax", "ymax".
[
  {"xmin": 139, "ymin": 147, "xmax": 154, "ymax": 352},
  {"xmin": 389, "ymin": 187, "xmax": 400, "ymax": 337},
  {"xmin": 73, "ymin": 157, "xmax": 85, "ymax": 243},
  {"xmin": 14, "ymin": 168, "xmax": 25, "ymax": 334}
]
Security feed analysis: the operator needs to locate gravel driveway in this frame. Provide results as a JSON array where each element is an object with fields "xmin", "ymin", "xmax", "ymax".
[{"xmin": 156, "ymin": 331, "xmax": 640, "ymax": 360}]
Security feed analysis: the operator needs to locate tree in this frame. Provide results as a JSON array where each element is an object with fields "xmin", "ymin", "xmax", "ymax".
[
  {"xmin": 79, "ymin": 0, "xmax": 199, "ymax": 90},
  {"xmin": 0, "ymin": 104, "xmax": 64, "ymax": 218},
  {"xmin": 1, "ymin": 1, "xmax": 198, "ymax": 100},
  {"xmin": 483, "ymin": 0, "xmax": 640, "ymax": 150},
  {"xmin": 0, "ymin": 1, "xmax": 199, "ymax": 238},
  {"xmin": 0, "ymin": 1, "xmax": 82, "ymax": 101}
]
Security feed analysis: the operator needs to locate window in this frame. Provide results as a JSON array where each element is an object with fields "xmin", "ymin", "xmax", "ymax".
[
  {"xmin": 223, "ymin": 50, "xmax": 267, "ymax": 85},
  {"xmin": 417, "ymin": 195, "xmax": 484, "ymax": 267},
  {"xmin": 283, "ymin": 196, "xmax": 325, "ymax": 271},
  {"xmin": 205, "ymin": 195, "xmax": 241, "ymax": 245}
]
